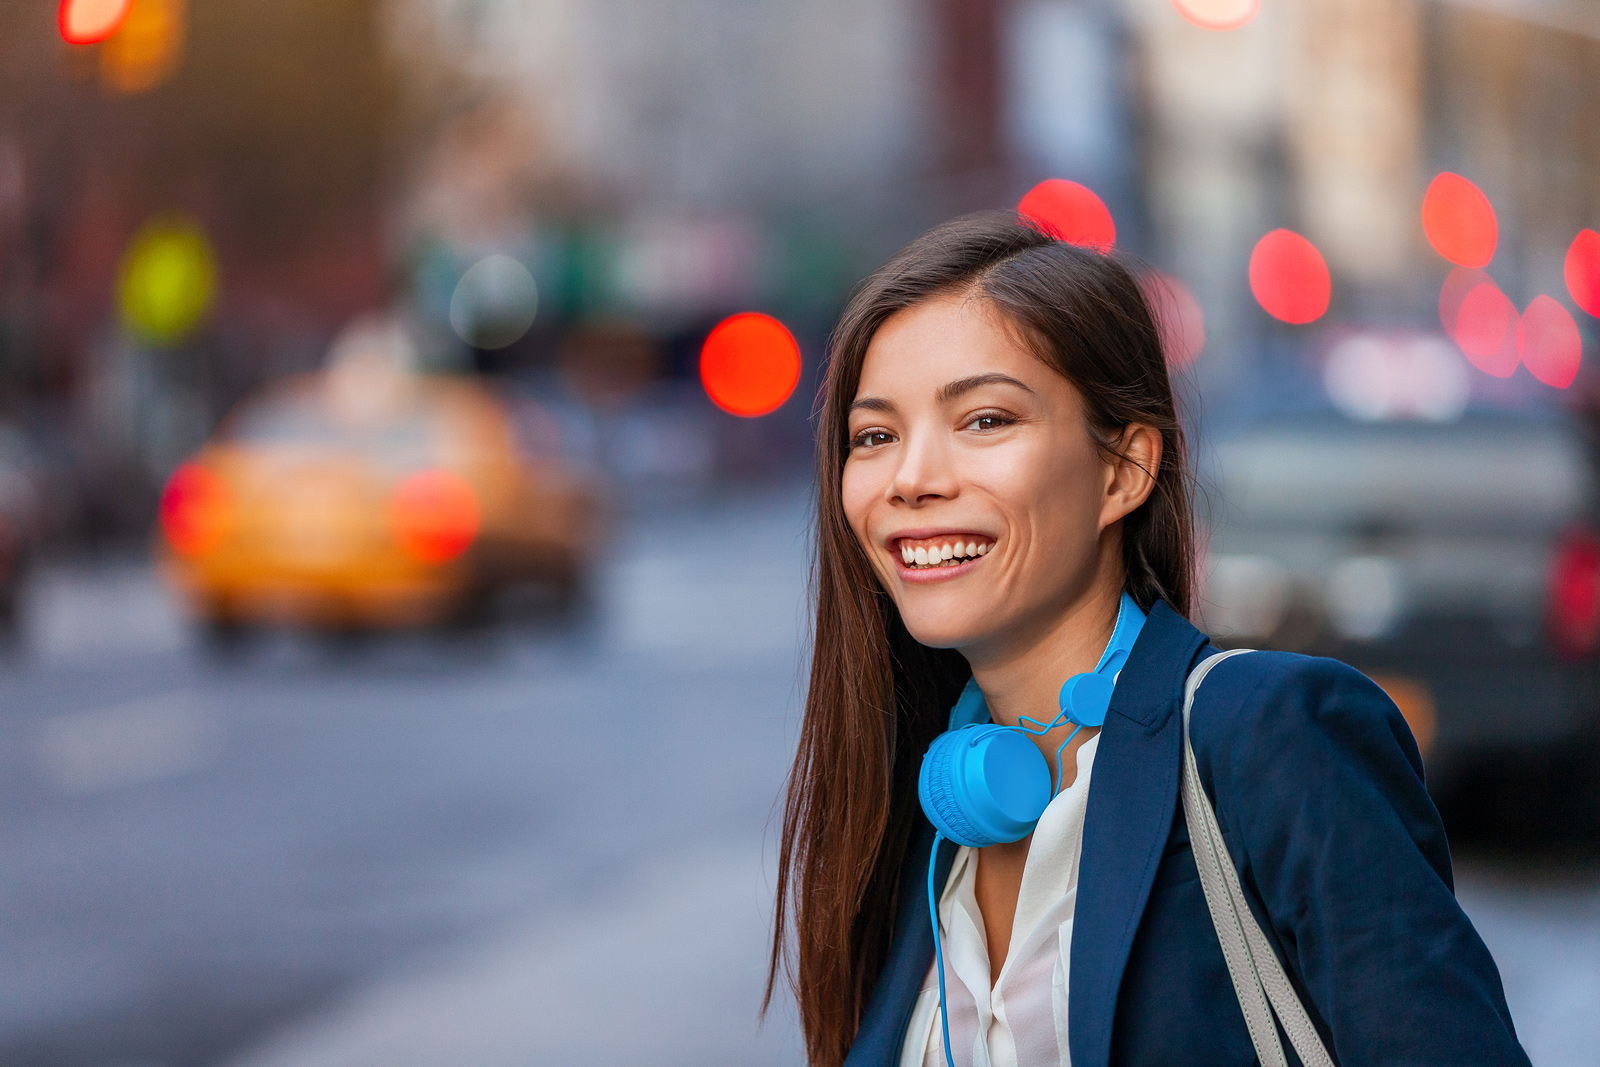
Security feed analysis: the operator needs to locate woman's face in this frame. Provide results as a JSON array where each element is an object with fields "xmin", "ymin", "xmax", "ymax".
[{"xmin": 841, "ymin": 291, "xmax": 1155, "ymax": 658}]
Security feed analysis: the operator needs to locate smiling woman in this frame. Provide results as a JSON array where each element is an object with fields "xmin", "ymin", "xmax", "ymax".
[
  {"xmin": 771, "ymin": 214, "xmax": 1191, "ymax": 1064},
  {"xmin": 841, "ymin": 294, "xmax": 1165, "ymax": 650},
  {"xmin": 769, "ymin": 213, "xmax": 1527, "ymax": 1067}
]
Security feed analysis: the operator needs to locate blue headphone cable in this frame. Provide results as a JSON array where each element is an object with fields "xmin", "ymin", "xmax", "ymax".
[
  {"xmin": 1012, "ymin": 714, "xmax": 1084, "ymax": 796},
  {"xmin": 925, "ymin": 721, "xmax": 1083, "ymax": 1067},
  {"xmin": 928, "ymin": 831, "xmax": 957, "ymax": 1067}
]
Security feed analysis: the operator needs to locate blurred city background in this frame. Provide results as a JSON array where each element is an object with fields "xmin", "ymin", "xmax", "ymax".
[{"xmin": 2, "ymin": 0, "xmax": 1599, "ymax": 1063}]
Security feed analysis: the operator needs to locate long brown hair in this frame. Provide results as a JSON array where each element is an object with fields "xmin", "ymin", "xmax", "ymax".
[{"xmin": 769, "ymin": 212, "xmax": 1195, "ymax": 1066}]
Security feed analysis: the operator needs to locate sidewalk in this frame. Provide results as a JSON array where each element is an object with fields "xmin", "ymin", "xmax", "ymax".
[{"xmin": 222, "ymin": 843, "xmax": 805, "ymax": 1067}]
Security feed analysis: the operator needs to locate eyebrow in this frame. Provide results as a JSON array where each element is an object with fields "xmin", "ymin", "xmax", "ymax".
[
  {"xmin": 936, "ymin": 373, "xmax": 1035, "ymax": 404},
  {"xmin": 849, "ymin": 373, "xmax": 1034, "ymax": 416}
]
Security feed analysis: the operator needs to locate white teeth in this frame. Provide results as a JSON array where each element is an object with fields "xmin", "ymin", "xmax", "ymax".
[{"xmin": 899, "ymin": 539, "xmax": 994, "ymax": 568}]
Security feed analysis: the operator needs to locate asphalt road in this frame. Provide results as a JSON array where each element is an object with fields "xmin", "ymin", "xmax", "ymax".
[{"xmin": 0, "ymin": 484, "xmax": 1595, "ymax": 1066}]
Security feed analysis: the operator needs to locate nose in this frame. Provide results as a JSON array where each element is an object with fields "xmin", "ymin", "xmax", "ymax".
[{"xmin": 887, "ymin": 428, "xmax": 957, "ymax": 507}]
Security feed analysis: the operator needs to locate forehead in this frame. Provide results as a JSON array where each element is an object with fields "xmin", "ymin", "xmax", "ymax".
[{"xmin": 856, "ymin": 291, "xmax": 1047, "ymax": 396}]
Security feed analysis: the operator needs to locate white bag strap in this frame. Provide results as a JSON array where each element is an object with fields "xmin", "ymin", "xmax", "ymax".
[{"xmin": 1182, "ymin": 650, "xmax": 1336, "ymax": 1067}]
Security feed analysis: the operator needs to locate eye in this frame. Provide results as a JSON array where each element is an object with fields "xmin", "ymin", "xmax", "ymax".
[
  {"xmin": 850, "ymin": 428, "xmax": 896, "ymax": 450},
  {"xmin": 965, "ymin": 412, "xmax": 1014, "ymax": 433}
]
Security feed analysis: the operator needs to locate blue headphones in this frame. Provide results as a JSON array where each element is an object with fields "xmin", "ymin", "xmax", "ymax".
[
  {"xmin": 917, "ymin": 590, "xmax": 1146, "ymax": 849},
  {"xmin": 916, "ymin": 592, "xmax": 1146, "ymax": 1067}
]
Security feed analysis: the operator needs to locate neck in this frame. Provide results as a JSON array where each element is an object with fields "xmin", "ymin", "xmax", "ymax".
[{"xmin": 964, "ymin": 561, "xmax": 1125, "ymax": 732}]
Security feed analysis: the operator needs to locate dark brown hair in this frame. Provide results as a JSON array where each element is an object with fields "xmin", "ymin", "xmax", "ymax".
[{"xmin": 768, "ymin": 212, "xmax": 1195, "ymax": 1066}]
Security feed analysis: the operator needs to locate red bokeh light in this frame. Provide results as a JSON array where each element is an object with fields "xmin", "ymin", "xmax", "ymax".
[
  {"xmin": 1453, "ymin": 282, "xmax": 1519, "ymax": 377},
  {"xmin": 1549, "ymin": 530, "xmax": 1600, "ymax": 659},
  {"xmin": 1170, "ymin": 0, "xmax": 1259, "ymax": 30},
  {"xmin": 58, "ymin": 0, "xmax": 134, "ymax": 44},
  {"xmin": 160, "ymin": 462, "xmax": 232, "ymax": 558},
  {"xmin": 1017, "ymin": 180, "xmax": 1116, "ymax": 251},
  {"xmin": 391, "ymin": 470, "xmax": 481, "ymax": 564},
  {"xmin": 1518, "ymin": 295, "xmax": 1582, "ymax": 389},
  {"xmin": 1422, "ymin": 173, "xmax": 1497, "ymax": 268},
  {"xmin": 1565, "ymin": 229, "xmax": 1600, "ymax": 319},
  {"xmin": 1248, "ymin": 230, "xmax": 1330, "ymax": 324},
  {"xmin": 1142, "ymin": 272, "xmax": 1206, "ymax": 369},
  {"xmin": 699, "ymin": 312, "xmax": 802, "ymax": 417},
  {"xmin": 1438, "ymin": 266, "xmax": 1490, "ymax": 343}
]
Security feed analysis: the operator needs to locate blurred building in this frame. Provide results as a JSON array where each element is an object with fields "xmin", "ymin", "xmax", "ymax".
[
  {"xmin": 1126, "ymin": 0, "xmax": 1600, "ymax": 402},
  {"xmin": 387, "ymin": 0, "xmax": 946, "ymax": 346},
  {"xmin": 392, "ymin": 0, "xmax": 1600, "ymax": 400},
  {"xmin": 5, "ymin": 0, "xmax": 1600, "ymax": 540}
]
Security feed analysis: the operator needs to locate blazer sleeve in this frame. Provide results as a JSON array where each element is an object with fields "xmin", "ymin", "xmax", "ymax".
[{"xmin": 1197, "ymin": 652, "xmax": 1529, "ymax": 1067}]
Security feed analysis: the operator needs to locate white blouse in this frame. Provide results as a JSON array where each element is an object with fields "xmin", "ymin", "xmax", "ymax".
[{"xmin": 899, "ymin": 732, "xmax": 1099, "ymax": 1067}]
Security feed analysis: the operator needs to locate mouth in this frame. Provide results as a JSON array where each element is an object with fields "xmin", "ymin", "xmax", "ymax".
[{"xmin": 890, "ymin": 533, "xmax": 995, "ymax": 577}]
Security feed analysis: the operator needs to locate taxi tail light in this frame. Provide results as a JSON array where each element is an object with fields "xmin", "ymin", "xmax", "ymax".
[
  {"xmin": 160, "ymin": 462, "xmax": 232, "ymax": 557},
  {"xmin": 1547, "ymin": 529, "xmax": 1600, "ymax": 659},
  {"xmin": 390, "ymin": 469, "xmax": 481, "ymax": 564}
]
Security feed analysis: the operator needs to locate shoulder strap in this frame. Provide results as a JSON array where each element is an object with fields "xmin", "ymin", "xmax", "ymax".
[{"xmin": 1182, "ymin": 651, "xmax": 1336, "ymax": 1067}]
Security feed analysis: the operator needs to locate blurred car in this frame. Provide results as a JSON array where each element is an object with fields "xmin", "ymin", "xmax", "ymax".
[
  {"xmin": 1199, "ymin": 407, "xmax": 1600, "ymax": 798},
  {"xmin": 155, "ymin": 363, "xmax": 599, "ymax": 637},
  {"xmin": 0, "ymin": 421, "xmax": 44, "ymax": 640}
]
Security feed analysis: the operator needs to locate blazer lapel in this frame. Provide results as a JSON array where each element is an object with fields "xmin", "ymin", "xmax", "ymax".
[
  {"xmin": 1068, "ymin": 601, "xmax": 1208, "ymax": 1067},
  {"xmin": 845, "ymin": 821, "xmax": 958, "ymax": 1067}
]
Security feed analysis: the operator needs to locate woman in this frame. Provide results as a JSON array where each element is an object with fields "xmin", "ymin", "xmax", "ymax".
[{"xmin": 769, "ymin": 213, "xmax": 1528, "ymax": 1067}]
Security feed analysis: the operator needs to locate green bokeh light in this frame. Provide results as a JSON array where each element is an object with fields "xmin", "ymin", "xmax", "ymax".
[{"xmin": 118, "ymin": 214, "xmax": 217, "ymax": 345}]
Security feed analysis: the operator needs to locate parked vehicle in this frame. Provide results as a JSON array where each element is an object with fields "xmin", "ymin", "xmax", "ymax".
[
  {"xmin": 155, "ymin": 364, "xmax": 599, "ymax": 638},
  {"xmin": 1200, "ymin": 407, "xmax": 1600, "ymax": 801}
]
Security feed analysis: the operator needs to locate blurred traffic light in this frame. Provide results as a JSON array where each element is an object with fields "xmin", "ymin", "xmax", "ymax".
[
  {"xmin": 118, "ymin": 214, "xmax": 216, "ymax": 345},
  {"xmin": 1422, "ymin": 172, "xmax": 1497, "ymax": 269},
  {"xmin": 58, "ymin": 0, "xmax": 134, "ymax": 44},
  {"xmin": 1565, "ymin": 229, "xmax": 1600, "ymax": 318},
  {"xmin": 699, "ymin": 313, "xmax": 801, "ymax": 417},
  {"xmin": 1518, "ymin": 296, "xmax": 1581, "ymax": 389},
  {"xmin": 1017, "ymin": 180, "xmax": 1115, "ymax": 252},
  {"xmin": 1248, "ymin": 229, "xmax": 1330, "ymax": 325},
  {"xmin": 1142, "ymin": 272, "xmax": 1206, "ymax": 370},
  {"xmin": 1453, "ymin": 281, "xmax": 1519, "ymax": 377},
  {"xmin": 100, "ymin": 0, "xmax": 186, "ymax": 95}
]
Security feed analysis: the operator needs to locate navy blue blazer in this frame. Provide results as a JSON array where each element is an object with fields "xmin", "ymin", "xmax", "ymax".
[{"xmin": 844, "ymin": 601, "xmax": 1528, "ymax": 1067}]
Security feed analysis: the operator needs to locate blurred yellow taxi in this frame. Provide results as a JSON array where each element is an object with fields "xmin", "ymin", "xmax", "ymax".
[{"xmin": 155, "ymin": 327, "xmax": 598, "ymax": 635}]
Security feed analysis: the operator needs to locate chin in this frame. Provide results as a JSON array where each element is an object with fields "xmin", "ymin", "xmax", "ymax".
[{"xmin": 896, "ymin": 603, "xmax": 989, "ymax": 651}]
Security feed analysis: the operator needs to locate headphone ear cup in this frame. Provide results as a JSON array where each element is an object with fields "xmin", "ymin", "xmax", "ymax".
[
  {"xmin": 919, "ymin": 730, "xmax": 986, "ymax": 847},
  {"xmin": 1059, "ymin": 672, "xmax": 1116, "ymax": 728},
  {"xmin": 919, "ymin": 726, "xmax": 1052, "ymax": 848}
]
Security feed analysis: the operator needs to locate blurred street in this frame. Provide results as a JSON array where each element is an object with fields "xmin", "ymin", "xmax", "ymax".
[
  {"xmin": 0, "ymin": 487, "xmax": 812, "ymax": 1067},
  {"xmin": 3, "ymin": 0, "xmax": 1599, "ymax": 1062},
  {"xmin": 0, "ymin": 484, "xmax": 1592, "ymax": 1067}
]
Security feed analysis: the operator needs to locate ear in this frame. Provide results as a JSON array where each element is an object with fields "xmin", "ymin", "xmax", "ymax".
[{"xmin": 1098, "ymin": 424, "xmax": 1162, "ymax": 531}]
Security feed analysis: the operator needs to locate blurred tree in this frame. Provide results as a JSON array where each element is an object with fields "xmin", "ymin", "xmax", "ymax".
[{"xmin": 1, "ymin": 0, "xmax": 402, "ymax": 249}]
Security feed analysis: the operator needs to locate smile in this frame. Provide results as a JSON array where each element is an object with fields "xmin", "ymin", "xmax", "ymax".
[{"xmin": 894, "ymin": 535, "xmax": 994, "ymax": 571}]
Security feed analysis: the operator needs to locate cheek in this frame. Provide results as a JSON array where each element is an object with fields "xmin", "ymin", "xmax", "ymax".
[
  {"xmin": 979, "ymin": 436, "xmax": 1104, "ymax": 543},
  {"xmin": 840, "ymin": 460, "xmax": 880, "ymax": 543}
]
